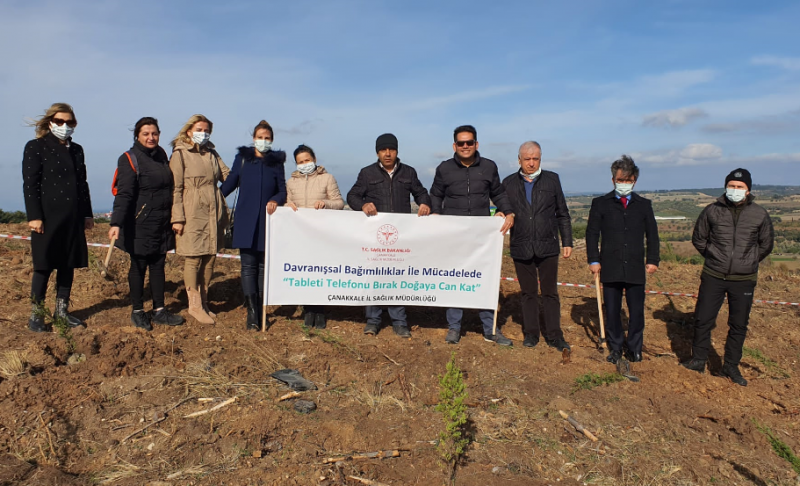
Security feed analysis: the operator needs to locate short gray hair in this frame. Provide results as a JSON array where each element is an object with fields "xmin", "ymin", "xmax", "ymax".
[
  {"xmin": 610, "ymin": 154, "xmax": 639, "ymax": 180},
  {"xmin": 518, "ymin": 141, "xmax": 542, "ymax": 156}
]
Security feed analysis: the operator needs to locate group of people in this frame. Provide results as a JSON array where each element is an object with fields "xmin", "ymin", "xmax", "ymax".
[{"xmin": 21, "ymin": 103, "xmax": 774, "ymax": 386}]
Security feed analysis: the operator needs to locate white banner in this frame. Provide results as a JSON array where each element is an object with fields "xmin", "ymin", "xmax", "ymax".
[{"xmin": 264, "ymin": 208, "xmax": 503, "ymax": 310}]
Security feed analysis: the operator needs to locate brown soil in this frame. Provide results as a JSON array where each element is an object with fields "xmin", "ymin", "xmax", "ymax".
[{"xmin": 1, "ymin": 222, "xmax": 799, "ymax": 485}]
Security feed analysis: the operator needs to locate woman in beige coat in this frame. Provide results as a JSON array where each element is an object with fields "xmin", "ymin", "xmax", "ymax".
[
  {"xmin": 286, "ymin": 144, "xmax": 344, "ymax": 328},
  {"xmin": 170, "ymin": 114, "xmax": 230, "ymax": 325}
]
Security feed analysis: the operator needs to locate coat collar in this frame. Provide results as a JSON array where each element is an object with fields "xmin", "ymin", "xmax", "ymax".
[{"xmin": 453, "ymin": 151, "xmax": 482, "ymax": 168}]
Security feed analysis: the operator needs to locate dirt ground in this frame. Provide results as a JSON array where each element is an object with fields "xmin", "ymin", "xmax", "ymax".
[{"xmin": 1, "ymin": 222, "xmax": 799, "ymax": 486}]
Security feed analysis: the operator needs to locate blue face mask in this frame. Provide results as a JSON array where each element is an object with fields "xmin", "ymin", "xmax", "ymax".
[
  {"xmin": 297, "ymin": 162, "xmax": 316, "ymax": 175},
  {"xmin": 254, "ymin": 139, "xmax": 272, "ymax": 153},
  {"xmin": 615, "ymin": 182, "xmax": 634, "ymax": 196},
  {"xmin": 726, "ymin": 188, "xmax": 747, "ymax": 203}
]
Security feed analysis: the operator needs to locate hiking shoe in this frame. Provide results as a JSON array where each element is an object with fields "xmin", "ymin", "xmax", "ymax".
[
  {"xmin": 392, "ymin": 324, "xmax": 411, "ymax": 338},
  {"xmin": 680, "ymin": 358, "xmax": 706, "ymax": 374},
  {"xmin": 623, "ymin": 349, "xmax": 642, "ymax": 362},
  {"xmin": 303, "ymin": 312, "xmax": 315, "ymax": 328},
  {"xmin": 245, "ymin": 294, "xmax": 260, "ymax": 331},
  {"xmin": 523, "ymin": 335, "xmax": 539, "ymax": 348},
  {"xmin": 314, "ymin": 313, "xmax": 327, "ymax": 330},
  {"xmin": 364, "ymin": 322, "xmax": 379, "ymax": 335},
  {"xmin": 546, "ymin": 337, "xmax": 571, "ymax": 352},
  {"xmin": 720, "ymin": 364, "xmax": 747, "ymax": 387},
  {"xmin": 606, "ymin": 349, "xmax": 622, "ymax": 364},
  {"xmin": 131, "ymin": 310, "xmax": 153, "ymax": 331},
  {"xmin": 484, "ymin": 331, "xmax": 513, "ymax": 347},
  {"xmin": 55, "ymin": 297, "xmax": 85, "ymax": 328},
  {"xmin": 152, "ymin": 308, "xmax": 184, "ymax": 327},
  {"xmin": 445, "ymin": 329, "xmax": 461, "ymax": 344},
  {"xmin": 28, "ymin": 304, "xmax": 51, "ymax": 333}
]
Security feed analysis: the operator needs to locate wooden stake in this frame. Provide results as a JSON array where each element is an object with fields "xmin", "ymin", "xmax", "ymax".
[
  {"xmin": 559, "ymin": 410, "xmax": 598, "ymax": 442},
  {"xmin": 594, "ymin": 273, "xmax": 606, "ymax": 346},
  {"xmin": 276, "ymin": 391, "xmax": 301, "ymax": 402},
  {"xmin": 100, "ymin": 238, "xmax": 116, "ymax": 277},
  {"xmin": 183, "ymin": 397, "xmax": 237, "ymax": 418},
  {"xmin": 261, "ymin": 305, "xmax": 267, "ymax": 332},
  {"xmin": 348, "ymin": 476, "xmax": 390, "ymax": 486},
  {"xmin": 323, "ymin": 450, "xmax": 401, "ymax": 464},
  {"xmin": 492, "ymin": 306, "xmax": 498, "ymax": 335}
]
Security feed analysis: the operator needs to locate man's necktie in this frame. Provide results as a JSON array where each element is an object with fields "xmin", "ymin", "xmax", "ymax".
[{"xmin": 621, "ymin": 198, "xmax": 628, "ymax": 209}]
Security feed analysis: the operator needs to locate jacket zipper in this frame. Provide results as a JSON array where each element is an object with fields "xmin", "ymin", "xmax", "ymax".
[
  {"xmin": 304, "ymin": 174, "xmax": 309, "ymax": 208},
  {"xmin": 388, "ymin": 169, "xmax": 394, "ymax": 212},
  {"xmin": 466, "ymin": 166, "xmax": 471, "ymax": 215},
  {"xmin": 725, "ymin": 205, "xmax": 739, "ymax": 279}
]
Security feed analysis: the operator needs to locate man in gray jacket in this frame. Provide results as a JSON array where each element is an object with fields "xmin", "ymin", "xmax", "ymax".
[{"xmin": 681, "ymin": 169, "xmax": 774, "ymax": 386}]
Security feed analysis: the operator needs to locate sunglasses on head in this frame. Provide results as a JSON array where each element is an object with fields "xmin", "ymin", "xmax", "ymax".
[
  {"xmin": 51, "ymin": 117, "xmax": 77, "ymax": 127},
  {"xmin": 455, "ymin": 140, "xmax": 476, "ymax": 147}
]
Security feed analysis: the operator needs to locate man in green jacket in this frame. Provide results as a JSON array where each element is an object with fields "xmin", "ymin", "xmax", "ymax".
[{"xmin": 681, "ymin": 169, "xmax": 774, "ymax": 386}]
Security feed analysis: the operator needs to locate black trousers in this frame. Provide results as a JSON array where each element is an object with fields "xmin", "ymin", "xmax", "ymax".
[
  {"xmin": 692, "ymin": 273, "xmax": 756, "ymax": 366},
  {"xmin": 31, "ymin": 267, "xmax": 74, "ymax": 303},
  {"xmin": 129, "ymin": 254, "xmax": 166, "ymax": 311},
  {"xmin": 603, "ymin": 282, "xmax": 645, "ymax": 354},
  {"xmin": 513, "ymin": 255, "xmax": 562, "ymax": 341}
]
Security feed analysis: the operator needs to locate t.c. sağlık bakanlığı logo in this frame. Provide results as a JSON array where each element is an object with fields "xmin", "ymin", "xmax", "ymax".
[{"xmin": 377, "ymin": 224, "xmax": 399, "ymax": 246}]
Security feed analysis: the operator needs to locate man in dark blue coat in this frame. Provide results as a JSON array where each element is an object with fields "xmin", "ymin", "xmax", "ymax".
[
  {"xmin": 586, "ymin": 155, "xmax": 659, "ymax": 364},
  {"xmin": 429, "ymin": 125, "xmax": 515, "ymax": 346},
  {"xmin": 347, "ymin": 133, "xmax": 432, "ymax": 338},
  {"xmin": 502, "ymin": 141, "xmax": 573, "ymax": 351}
]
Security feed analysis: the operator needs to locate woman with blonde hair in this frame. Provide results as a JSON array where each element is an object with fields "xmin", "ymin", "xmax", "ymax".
[
  {"xmin": 22, "ymin": 102, "xmax": 94, "ymax": 332},
  {"xmin": 169, "ymin": 114, "xmax": 230, "ymax": 325},
  {"xmin": 220, "ymin": 120, "xmax": 287, "ymax": 330},
  {"xmin": 286, "ymin": 144, "xmax": 345, "ymax": 328}
]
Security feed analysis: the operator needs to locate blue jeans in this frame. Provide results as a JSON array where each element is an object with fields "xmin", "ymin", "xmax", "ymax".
[
  {"xmin": 365, "ymin": 306, "xmax": 407, "ymax": 327},
  {"xmin": 239, "ymin": 249, "xmax": 264, "ymax": 297},
  {"xmin": 446, "ymin": 308, "xmax": 495, "ymax": 336}
]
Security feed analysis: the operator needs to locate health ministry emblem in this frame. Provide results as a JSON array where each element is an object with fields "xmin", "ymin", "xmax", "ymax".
[{"xmin": 377, "ymin": 224, "xmax": 399, "ymax": 246}]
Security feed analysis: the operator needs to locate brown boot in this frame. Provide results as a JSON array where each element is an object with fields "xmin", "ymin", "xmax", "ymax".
[
  {"xmin": 187, "ymin": 287, "xmax": 214, "ymax": 325},
  {"xmin": 199, "ymin": 285, "xmax": 216, "ymax": 318}
]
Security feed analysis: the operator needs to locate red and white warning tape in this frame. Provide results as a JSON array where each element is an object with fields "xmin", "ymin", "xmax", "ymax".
[{"xmin": 2, "ymin": 233, "xmax": 798, "ymax": 306}]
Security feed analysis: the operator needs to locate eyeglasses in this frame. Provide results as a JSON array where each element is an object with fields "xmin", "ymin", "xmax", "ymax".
[
  {"xmin": 455, "ymin": 140, "xmax": 476, "ymax": 147},
  {"xmin": 52, "ymin": 118, "xmax": 77, "ymax": 127}
]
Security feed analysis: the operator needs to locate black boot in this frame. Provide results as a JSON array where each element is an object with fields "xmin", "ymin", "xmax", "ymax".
[
  {"xmin": 720, "ymin": 363, "xmax": 747, "ymax": 386},
  {"xmin": 314, "ymin": 313, "xmax": 327, "ymax": 330},
  {"xmin": 680, "ymin": 358, "xmax": 707, "ymax": 373},
  {"xmin": 28, "ymin": 303, "xmax": 51, "ymax": 333},
  {"xmin": 245, "ymin": 294, "xmax": 260, "ymax": 331},
  {"xmin": 55, "ymin": 297, "xmax": 85, "ymax": 328},
  {"xmin": 152, "ymin": 308, "xmax": 185, "ymax": 326},
  {"xmin": 130, "ymin": 310, "xmax": 153, "ymax": 331},
  {"xmin": 304, "ymin": 312, "xmax": 316, "ymax": 328}
]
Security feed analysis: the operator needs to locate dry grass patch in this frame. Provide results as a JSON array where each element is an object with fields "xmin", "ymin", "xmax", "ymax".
[{"xmin": 0, "ymin": 350, "xmax": 29, "ymax": 379}]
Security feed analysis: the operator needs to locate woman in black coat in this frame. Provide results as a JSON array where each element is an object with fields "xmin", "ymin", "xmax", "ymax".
[
  {"xmin": 22, "ymin": 103, "xmax": 93, "ymax": 332},
  {"xmin": 109, "ymin": 117, "xmax": 184, "ymax": 331}
]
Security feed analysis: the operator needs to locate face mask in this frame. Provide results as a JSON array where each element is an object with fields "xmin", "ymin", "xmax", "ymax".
[
  {"xmin": 726, "ymin": 187, "xmax": 747, "ymax": 203},
  {"xmin": 191, "ymin": 131, "xmax": 210, "ymax": 145},
  {"xmin": 615, "ymin": 182, "xmax": 634, "ymax": 196},
  {"xmin": 520, "ymin": 167, "xmax": 541, "ymax": 181},
  {"xmin": 254, "ymin": 139, "xmax": 272, "ymax": 153},
  {"xmin": 297, "ymin": 162, "xmax": 316, "ymax": 175},
  {"xmin": 50, "ymin": 122, "xmax": 74, "ymax": 141}
]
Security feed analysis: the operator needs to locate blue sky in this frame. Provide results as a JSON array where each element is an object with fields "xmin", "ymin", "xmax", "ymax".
[{"xmin": 2, "ymin": 0, "xmax": 799, "ymax": 211}]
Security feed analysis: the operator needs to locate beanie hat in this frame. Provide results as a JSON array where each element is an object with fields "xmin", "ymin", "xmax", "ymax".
[
  {"xmin": 725, "ymin": 168, "xmax": 752, "ymax": 191},
  {"xmin": 376, "ymin": 133, "xmax": 398, "ymax": 152}
]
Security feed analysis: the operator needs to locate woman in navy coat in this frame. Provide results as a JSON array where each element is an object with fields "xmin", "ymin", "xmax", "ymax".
[{"xmin": 220, "ymin": 120, "xmax": 286, "ymax": 330}]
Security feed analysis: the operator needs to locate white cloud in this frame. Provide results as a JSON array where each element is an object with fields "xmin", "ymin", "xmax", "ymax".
[
  {"xmin": 751, "ymin": 55, "xmax": 800, "ymax": 71},
  {"xmin": 642, "ymin": 107, "xmax": 708, "ymax": 128},
  {"xmin": 679, "ymin": 143, "xmax": 723, "ymax": 160}
]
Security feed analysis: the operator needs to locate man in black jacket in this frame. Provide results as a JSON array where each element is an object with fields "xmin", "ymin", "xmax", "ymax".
[
  {"xmin": 430, "ymin": 125, "xmax": 515, "ymax": 346},
  {"xmin": 502, "ymin": 141, "xmax": 572, "ymax": 350},
  {"xmin": 347, "ymin": 133, "xmax": 432, "ymax": 338},
  {"xmin": 681, "ymin": 169, "xmax": 774, "ymax": 386},
  {"xmin": 586, "ymin": 155, "xmax": 659, "ymax": 364}
]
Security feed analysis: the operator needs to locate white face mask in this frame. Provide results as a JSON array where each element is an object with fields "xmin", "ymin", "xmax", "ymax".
[
  {"xmin": 615, "ymin": 182, "xmax": 634, "ymax": 196},
  {"xmin": 50, "ymin": 122, "xmax": 74, "ymax": 141},
  {"xmin": 726, "ymin": 187, "xmax": 747, "ymax": 203},
  {"xmin": 520, "ymin": 167, "xmax": 541, "ymax": 181},
  {"xmin": 297, "ymin": 162, "xmax": 316, "ymax": 175},
  {"xmin": 254, "ymin": 139, "xmax": 272, "ymax": 153},
  {"xmin": 191, "ymin": 131, "xmax": 210, "ymax": 145}
]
